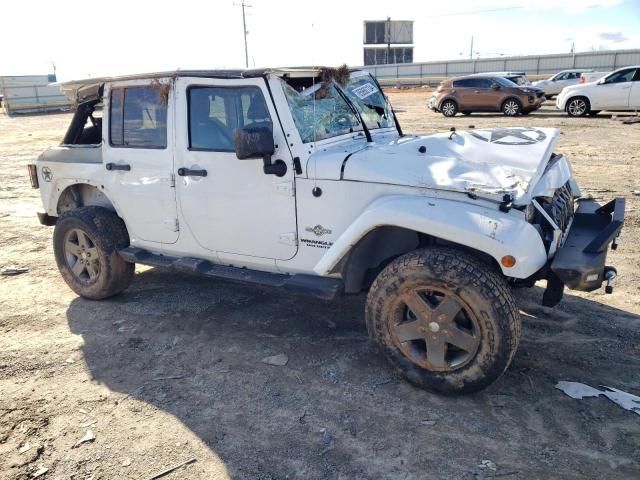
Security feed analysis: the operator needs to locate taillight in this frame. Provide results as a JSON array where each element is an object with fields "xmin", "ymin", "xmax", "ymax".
[
  {"xmin": 27, "ymin": 164, "xmax": 39, "ymax": 189},
  {"xmin": 579, "ymin": 75, "xmax": 585, "ymax": 84}
]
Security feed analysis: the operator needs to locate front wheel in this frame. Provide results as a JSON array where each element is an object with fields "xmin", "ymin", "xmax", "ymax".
[
  {"xmin": 566, "ymin": 97, "xmax": 590, "ymax": 117},
  {"xmin": 502, "ymin": 98, "xmax": 521, "ymax": 116},
  {"xmin": 53, "ymin": 206, "xmax": 134, "ymax": 300},
  {"xmin": 365, "ymin": 248, "xmax": 521, "ymax": 395}
]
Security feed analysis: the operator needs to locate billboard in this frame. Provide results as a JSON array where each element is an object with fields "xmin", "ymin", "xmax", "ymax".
[{"xmin": 363, "ymin": 20, "xmax": 413, "ymax": 45}]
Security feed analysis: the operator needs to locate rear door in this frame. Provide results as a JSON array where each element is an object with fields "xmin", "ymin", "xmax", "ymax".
[
  {"xmin": 451, "ymin": 79, "xmax": 474, "ymax": 110},
  {"xmin": 591, "ymin": 68, "xmax": 636, "ymax": 109},
  {"xmin": 102, "ymin": 81, "xmax": 179, "ymax": 244}
]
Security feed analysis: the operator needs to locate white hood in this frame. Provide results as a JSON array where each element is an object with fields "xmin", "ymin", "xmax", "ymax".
[{"xmin": 308, "ymin": 127, "xmax": 560, "ymax": 203}]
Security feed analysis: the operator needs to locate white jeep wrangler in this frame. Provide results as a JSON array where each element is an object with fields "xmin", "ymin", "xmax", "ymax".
[{"xmin": 29, "ymin": 67, "xmax": 625, "ymax": 394}]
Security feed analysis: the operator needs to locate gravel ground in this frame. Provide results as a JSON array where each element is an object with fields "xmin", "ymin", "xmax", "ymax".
[{"xmin": 1, "ymin": 91, "xmax": 639, "ymax": 480}]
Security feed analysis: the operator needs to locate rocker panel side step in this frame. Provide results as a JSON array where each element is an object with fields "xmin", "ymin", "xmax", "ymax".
[{"xmin": 119, "ymin": 246, "xmax": 342, "ymax": 300}]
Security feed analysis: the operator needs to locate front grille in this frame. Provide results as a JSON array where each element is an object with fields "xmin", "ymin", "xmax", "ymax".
[{"xmin": 545, "ymin": 182, "xmax": 574, "ymax": 232}]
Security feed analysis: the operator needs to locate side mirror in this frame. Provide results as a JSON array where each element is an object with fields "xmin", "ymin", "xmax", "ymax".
[
  {"xmin": 233, "ymin": 126, "xmax": 274, "ymax": 159},
  {"xmin": 233, "ymin": 126, "xmax": 287, "ymax": 177},
  {"xmin": 491, "ymin": 84, "xmax": 500, "ymax": 91}
]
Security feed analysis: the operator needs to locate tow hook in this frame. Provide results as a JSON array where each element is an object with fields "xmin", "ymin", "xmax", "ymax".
[
  {"xmin": 611, "ymin": 235, "xmax": 619, "ymax": 250},
  {"xmin": 604, "ymin": 266, "xmax": 617, "ymax": 294}
]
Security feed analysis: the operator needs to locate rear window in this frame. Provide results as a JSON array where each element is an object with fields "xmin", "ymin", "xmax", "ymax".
[{"xmin": 110, "ymin": 86, "xmax": 167, "ymax": 149}]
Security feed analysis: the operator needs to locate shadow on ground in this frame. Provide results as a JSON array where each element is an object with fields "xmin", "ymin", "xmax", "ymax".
[{"xmin": 66, "ymin": 268, "xmax": 640, "ymax": 479}]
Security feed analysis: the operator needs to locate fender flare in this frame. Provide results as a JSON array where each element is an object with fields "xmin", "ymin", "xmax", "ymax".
[{"xmin": 313, "ymin": 195, "xmax": 548, "ymax": 279}]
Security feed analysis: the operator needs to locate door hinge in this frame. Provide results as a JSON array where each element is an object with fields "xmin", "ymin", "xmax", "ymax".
[
  {"xmin": 169, "ymin": 173, "xmax": 176, "ymax": 188},
  {"xmin": 276, "ymin": 181, "xmax": 295, "ymax": 197},
  {"xmin": 164, "ymin": 218, "xmax": 179, "ymax": 232},
  {"xmin": 279, "ymin": 232, "xmax": 298, "ymax": 246}
]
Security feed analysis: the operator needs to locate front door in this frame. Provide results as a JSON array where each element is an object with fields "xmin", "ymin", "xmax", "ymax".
[
  {"xmin": 102, "ymin": 81, "xmax": 179, "ymax": 244},
  {"xmin": 628, "ymin": 69, "xmax": 640, "ymax": 109},
  {"xmin": 174, "ymin": 77, "xmax": 297, "ymax": 261},
  {"xmin": 591, "ymin": 68, "xmax": 636, "ymax": 109},
  {"xmin": 467, "ymin": 78, "xmax": 498, "ymax": 111}
]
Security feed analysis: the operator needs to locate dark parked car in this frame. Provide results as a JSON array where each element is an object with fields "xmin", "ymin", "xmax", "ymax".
[{"xmin": 428, "ymin": 75, "xmax": 545, "ymax": 117}]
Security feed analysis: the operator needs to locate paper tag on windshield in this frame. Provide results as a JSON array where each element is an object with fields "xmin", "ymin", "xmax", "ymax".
[{"xmin": 351, "ymin": 82, "xmax": 378, "ymax": 99}]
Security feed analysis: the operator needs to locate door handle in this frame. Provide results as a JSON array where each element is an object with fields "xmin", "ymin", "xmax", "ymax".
[
  {"xmin": 105, "ymin": 163, "xmax": 131, "ymax": 171},
  {"xmin": 178, "ymin": 167, "xmax": 207, "ymax": 177}
]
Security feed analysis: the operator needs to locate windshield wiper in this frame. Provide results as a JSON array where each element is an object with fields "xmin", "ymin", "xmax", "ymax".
[
  {"xmin": 332, "ymin": 82, "xmax": 373, "ymax": 143},
  {"xmin": 370, "ymin": 76, "xmax": 404, "ymax": 137}
]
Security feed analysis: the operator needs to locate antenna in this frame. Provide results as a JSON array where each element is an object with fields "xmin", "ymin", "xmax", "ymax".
[{"xmin": 234, "ymin": 1, "xmax": 252, "ymax": 68}]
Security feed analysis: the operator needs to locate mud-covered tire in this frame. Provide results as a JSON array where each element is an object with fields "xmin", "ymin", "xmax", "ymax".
[
  {"xmin": 53, "ymin": 206, "xmax": 134, "ymax": 300},
  {"xmin": 365, "ymin": 247, "xmax": 521, "ymax": 395}
]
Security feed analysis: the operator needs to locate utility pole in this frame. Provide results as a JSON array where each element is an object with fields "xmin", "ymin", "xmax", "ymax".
[
  {"xmin": 386, "ymin": 17, "xmax": 391, "ymax": 64},
  {"xmin": 469, "ymin": 36, "xmax": 474, "ymax": 59},
  {"xmin": 234, "ymin": 1, "xmax": 252, "ymax": 68}
]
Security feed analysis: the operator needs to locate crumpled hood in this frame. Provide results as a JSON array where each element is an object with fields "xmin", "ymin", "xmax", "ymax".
[{"xmin": 310, "ymin": 127, "xmax": 560, "ymax": 202}]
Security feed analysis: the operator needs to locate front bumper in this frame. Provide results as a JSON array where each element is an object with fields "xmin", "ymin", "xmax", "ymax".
[
  {"xmin": 37, "ymin": 212, "xmax": 57, "ymax": 226},
  {"xmin": 543, "ymin": 198, "xmax": 625, "ymax": 306}
]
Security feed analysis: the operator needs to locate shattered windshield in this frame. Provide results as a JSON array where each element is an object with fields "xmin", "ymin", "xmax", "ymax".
[{"xmin": 282, "ymin": 72, "xmax": 394, "ymax": 143}]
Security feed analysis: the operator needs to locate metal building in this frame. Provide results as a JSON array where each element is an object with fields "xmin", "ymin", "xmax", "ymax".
[{"xmin": 0, "ymin": 74, "xmax": 72, "ymax": 115}]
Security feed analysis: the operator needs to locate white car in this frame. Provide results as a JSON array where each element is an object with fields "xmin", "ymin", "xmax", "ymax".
[
  {"xmin": 533, "ymin": 69, "xmax": 592, "ymax": 97},
  {"xmin": 579, "ymin": 71, "xmax": 610, "ymax": 85},
  {"xmin": 556, "ymin": 65, "xmax": 640, "ymax": 116},
  {"xmin": 29, "ymin": 67, "xmax": 624, "ymax": 395}
]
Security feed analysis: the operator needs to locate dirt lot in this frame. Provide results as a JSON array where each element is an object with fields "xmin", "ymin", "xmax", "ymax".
[{"xmin": 1, "ymin": 91, "xmax": 639, "ymax": 480}]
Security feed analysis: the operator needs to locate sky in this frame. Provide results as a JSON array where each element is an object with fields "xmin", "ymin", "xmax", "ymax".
[{"xmin": 1, "ymin": 0, "xmax": 639, "ymax": 81}]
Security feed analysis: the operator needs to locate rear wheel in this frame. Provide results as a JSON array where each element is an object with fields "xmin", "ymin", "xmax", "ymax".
[
  {"xmin": 365, "ymin": 248, "xmax": 521, "ymax": 395},
  {"xmin": 53, "ymin": 206, "xmax": 134, "ymax": 300},
  {"xmin": 502, "ymin": 98, "xmax": 521, "ymax": 116},
  {"xmin": 566, "ymin": 97, "xmax": 589, "ymax": 117},
  {"xmin": 440, "ymin": 100, "xmax": 458, "ymax": 117}
]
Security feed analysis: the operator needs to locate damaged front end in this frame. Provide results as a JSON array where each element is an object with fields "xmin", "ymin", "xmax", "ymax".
[
  {"xmin": 522, "ymin": 166, "xmax": 625, "ymax": 307},
  {"xmin": 542, "ymin": 197, "xmax": 624, "ymax": 306}
]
